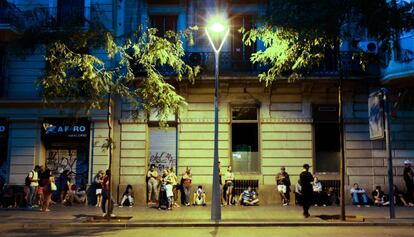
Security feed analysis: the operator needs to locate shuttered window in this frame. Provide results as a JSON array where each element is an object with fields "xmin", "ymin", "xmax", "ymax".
[{"xmin": 149, "ymin": 127, "xmax": 177, "ymax": 174}]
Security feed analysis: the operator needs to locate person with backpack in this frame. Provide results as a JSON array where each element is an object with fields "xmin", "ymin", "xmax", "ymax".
[{"xmin": 26, "ymin": 165, "xmax": 40, "ymax": 208}]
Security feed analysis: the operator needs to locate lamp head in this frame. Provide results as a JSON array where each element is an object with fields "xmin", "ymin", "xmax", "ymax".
[{"xmin": 205, "ymin": 16, "xmax": 229, "ymax": 53}]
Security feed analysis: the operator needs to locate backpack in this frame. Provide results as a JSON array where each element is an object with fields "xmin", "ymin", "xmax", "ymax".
[
  {"xmin": 25, "ymin": 171, "xmax": 33, "ymax": 186},
  {"xmin": 24, "ymin": 171, "xmax": 34, "ymax": 186}
]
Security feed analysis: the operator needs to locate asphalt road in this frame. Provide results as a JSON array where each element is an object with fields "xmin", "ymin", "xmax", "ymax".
[{"xmin": 0, "ymin": 226, "xmax": 413, "ymax": 237}]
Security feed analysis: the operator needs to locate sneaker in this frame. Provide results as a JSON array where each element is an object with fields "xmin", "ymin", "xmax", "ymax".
[
  {"xmin": 102, "ymin": 213, "xmax": 107, "ymax": 217},
  {"xmin": 408, "ymin": 203, "xmax": 414, "ymax": 207},
  {"xmin": 283, "ymin": 203, "xmax": 288, "ymax": 206},
  {"xmin": 364, "ymin": 205, "xmax": 370, "ymax": 207},
  {"xmin": 323, "ymin": 204, "xmax": 327, "ymax": 207},
  {"xmin": 119, "ymin": 205, "xmax": 123, "ymax": 208},
  {"xmin": 356, "ymin": 205, "xmax": 361, "ymax": 207},
  {"xmin": 110, "ymin": 214, "xmax": 116, "ymax": 217},
  {"xmin": 129, "ymin": 205, "xmax": 133, "ymax": 207}
]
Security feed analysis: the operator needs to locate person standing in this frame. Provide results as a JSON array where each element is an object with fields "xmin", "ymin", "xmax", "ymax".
[
  {"xmin": 146, "ymin": 164, "xmax": 158, "ymax": 205},
  {"xmin": 299, "ymin": 164, "xmax": 313, "ymax": 218},
  {"xmin": 40, "ymin": 168, "xmax": 52, "ymax": 212},
  {"xmin": 276, "ymin": 166, "xmax": 291, "ymax": 206},
  {"xmin": 26, "ymin": 165, "xmax": 40, "ymax": 208},
  {"xmin": 94, "ymin": 170, "xmax": 104, "ymax": 207},
  {"xmin": 224, "ymin": 165, "xmax": 235, "ymax": 205},
  {"xmin": 182, "ymin": 167, "xmax": 192, "ymax": 206},
  {"xmin": 218, "ymin": 161, "xmax": 225, "ymax": 205},
  {"xmin": 403, "ymin": 160, "xmax": 414, "ymax": 203},
  {"xmin": 169, "ymin": 167, "xmax": 180, "ymax": 207},
  {"xmin": 59, "ymin": 170, "xmax": 70, "ymax": 203},
  {"xmin": 101, "ymin": 169, "xmax": 115, "ymax": 217}
]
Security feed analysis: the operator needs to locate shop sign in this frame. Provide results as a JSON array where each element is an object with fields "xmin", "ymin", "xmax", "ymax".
[
  {"xmin": 42, "ymin": 119, "xmax": 90, "ymax": 139},
  {"xmin": 368, "ymin": 92, "xmax": 385, "ymax": 140}
]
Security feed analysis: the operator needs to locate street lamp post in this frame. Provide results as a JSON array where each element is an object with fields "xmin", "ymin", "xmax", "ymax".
[{"xmin": 205, "ymin": 17, "xmax": 229, "ymax": 222}]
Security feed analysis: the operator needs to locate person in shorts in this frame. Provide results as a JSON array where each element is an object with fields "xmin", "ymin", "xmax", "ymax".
[
  {"xmin": 276, "ymin": 166, "xmax": 291, "ymax": 206},
  {"xmin": 94, "ymin": 170, "xmax": 104, "ymax": 207},
  {"xmin": 224, "ymin": 165, "xmax": 235, "ymax": 205}
]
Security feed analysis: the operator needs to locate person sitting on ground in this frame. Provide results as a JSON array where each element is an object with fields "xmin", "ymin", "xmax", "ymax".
[
  {"xmin": 350, "ymin": 183, "xmax": 370, "ymax": 207},
  {"xmin": 372, "ymin": 185, "xmax": 387, "ymax": 206},
  {"xmin": 312, "ymin": 176, "xmax": 327, "ymax": 206},
  {"xmin": 120, "ymin": 184, "xmax": 134, "ymax": 207},
  {"xmin": 393, "ymin": 185, "xmax": 414, "ymax": 207},
  {"xmin": 192, "ymin": 185, "xmax": 206, "ymax": 206},
  {"xmin": 326, "ymin": 187, "xmax": 339, "ymax": 206},
  {"xmin": 239, "ymin": 186, "xmax": 259, "ymax": 206},
  {"xmin": 276, "ymin": 166, "xmax": 291, "ymax": 206}
]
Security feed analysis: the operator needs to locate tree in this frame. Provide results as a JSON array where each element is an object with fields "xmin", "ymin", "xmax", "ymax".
[
  {"xmin": 243, "ymin": 0, "xmax": 414, "ymax": 83},
  {"xmin": 242, "ymin": 0, "xmax": 414, "ymax": 220},
  {"xmin": 38, "ymin": 25, "xmax": 199, "ymax": 218}
]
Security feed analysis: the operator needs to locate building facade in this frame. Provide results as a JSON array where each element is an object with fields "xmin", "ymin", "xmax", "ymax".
[{"xmin": 1, "ymin": 0, "xmax": 413, "ymax": 205}]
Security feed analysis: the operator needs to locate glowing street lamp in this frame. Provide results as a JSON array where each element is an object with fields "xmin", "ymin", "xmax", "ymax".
[{"xmin": 205, "ymin": 16, "xmax": 229, "ymax": 222}]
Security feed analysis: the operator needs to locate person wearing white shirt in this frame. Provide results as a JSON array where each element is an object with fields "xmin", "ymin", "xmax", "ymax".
[{"xmin": 27, "ymin": 165, "xmax": 40, "ymax": 208}]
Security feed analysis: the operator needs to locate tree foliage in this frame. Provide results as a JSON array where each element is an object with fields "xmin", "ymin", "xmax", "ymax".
[
  {"xmin": 243, "ymin": 0, "xmax": 414, "ymax": 84},
  {"xmin": 39, "ymin": 27, "xmax": 200, "ymax": 125}
]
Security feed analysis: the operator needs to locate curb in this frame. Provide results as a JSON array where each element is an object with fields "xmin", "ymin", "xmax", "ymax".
[{"xmin": 1, "ymin": 221, "xmax": 414, "ymax": 228}]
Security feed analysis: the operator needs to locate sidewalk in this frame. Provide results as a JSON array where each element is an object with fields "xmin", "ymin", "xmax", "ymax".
[{"xmin": 0, "ymin": 204, "xmax": 413, "ymax": 227}]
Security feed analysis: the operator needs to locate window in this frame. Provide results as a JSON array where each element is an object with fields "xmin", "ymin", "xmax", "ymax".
[
  {"xmin": 57, "ymin": 0, "xmax": 85, "ymax": 27},
  {"xmin": 231, "ymin": 106, "xmax": 259, "ymax": 173},
  {"xmin": 149, "ymin": 15, "xmax": 178, "ymax": 37},
  {"xmin": 313, "ymin": 105, "xmax": 340, "ymax": 173}
]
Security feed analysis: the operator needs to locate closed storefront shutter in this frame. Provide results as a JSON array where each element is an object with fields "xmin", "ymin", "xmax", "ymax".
[{"xmin": 149, "ymin": 127, "xmax": 177, "ymax": 174}]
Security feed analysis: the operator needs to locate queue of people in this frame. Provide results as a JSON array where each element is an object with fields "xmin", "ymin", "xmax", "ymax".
[{"xmin": 3, "ymin": 158, "xmax": 410, "ymax": 218}]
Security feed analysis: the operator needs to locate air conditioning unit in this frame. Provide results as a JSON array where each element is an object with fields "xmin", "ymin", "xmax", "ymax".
[{"xmin": 357, "ymin": 41, "xmax": 378, "ymax": 54}]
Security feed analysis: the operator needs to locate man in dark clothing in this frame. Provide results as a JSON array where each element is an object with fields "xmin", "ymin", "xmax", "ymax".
[
  {"xmin": 299, "ymin": 164, "xmax": 313, "ymax": 218},
  {"xmin": 403, "ymin": 160, "xmax": 413, "ymax": 202}
]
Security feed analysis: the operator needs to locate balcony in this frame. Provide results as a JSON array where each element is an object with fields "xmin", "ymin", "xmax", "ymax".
[
  {"xmin": 152, "ymin": 51, "xmax": 375, "ymax": 79},
  {"xmin": 0, "ymin": 2, "xmax": 24, "ymax": 42},
  {"xmin": 24, "ymin": 7, "xmax": 94, "ymax": 30},
  {"xmin": 381, "ymin": 33, "xmax": 414, "ymax": 84}
]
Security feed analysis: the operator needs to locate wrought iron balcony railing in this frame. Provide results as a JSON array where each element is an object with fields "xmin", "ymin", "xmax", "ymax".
[
  {"xmin": 22, "ymin": 7, "xmax": 95, "ymax": 29},
  {"xmin": 153, "ymin": 51, "xmax": 376, "ymax": 78},
  {"xmin": 0, "ymin": 2, "xmax": 24, "ymax": 29}
]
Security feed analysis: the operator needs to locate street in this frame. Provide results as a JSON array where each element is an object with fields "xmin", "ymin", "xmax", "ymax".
[{"xmin": 0, "ymin": 226, "xmax": 413, "ymax": 237}]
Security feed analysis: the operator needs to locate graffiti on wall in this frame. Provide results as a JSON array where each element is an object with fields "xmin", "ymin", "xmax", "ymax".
[
  {"xmin": 46, "ymin": 149, "xmax": 88, "ymax": 186},
  {"xmin": 149, "ymin": 151, "xmax": 176, "ymax": 174}
]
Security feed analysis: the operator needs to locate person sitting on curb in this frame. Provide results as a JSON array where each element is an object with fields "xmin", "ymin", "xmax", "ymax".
[
  {"xmin": 239, "ymin": 186, "xmax": 259, "ymax": 206},
  {"xmin": 372, "ymin": 185, "xmax": 388, "ymax": 206},
  {"xmin": 393, "ymin": 185, "xmax": 414, "ymax": 207},
  {"xmin": 351, "ymin": 183, "xmax": 370, "ymax": 207},
  {"xmin": 192, "ymin": 185, "xmax": 206, "ymax": 206}
]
